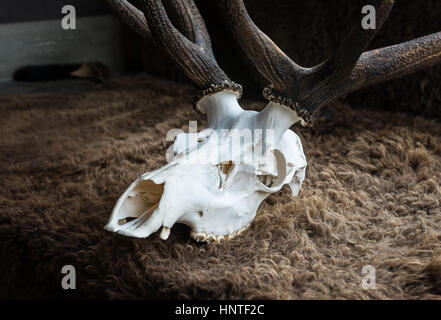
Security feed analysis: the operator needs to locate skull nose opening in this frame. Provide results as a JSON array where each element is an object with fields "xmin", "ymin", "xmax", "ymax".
[
  {"xmin": 255, "ymin": 149, "xmax": 288, "ymax": 191},
  {"xmin": 216, "ymin": 161, "xmax": 233, "ymax": 188},
  {"xmin": 109, "ymin": 179, "xmax": 164, "ymax": 231}
]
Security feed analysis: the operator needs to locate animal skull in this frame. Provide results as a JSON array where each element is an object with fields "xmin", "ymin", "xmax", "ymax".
[
  {"xmin": 107, "ymin": 0, "xmax": 441, "ymax": 243},
  {"xmin": 105, "ymin": 91, "xmax": 307, "ymax": 242}
]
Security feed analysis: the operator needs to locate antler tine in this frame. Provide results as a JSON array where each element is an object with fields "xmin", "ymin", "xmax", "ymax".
[
  {"xmin": 221, "ymin": 0, "xmax": 441, "ymax": 126},
  {"xmin": 108, "ymin": 0, "xmax": 214, "ymax": 57},
  {"xmin": 108, "ymin": 0, "xmax": 236, "ymax": 94},
  {"xmin": 163, "ymin": 0, "xmax": 214, "ymax": 59},
  {"xmin": 107, "ymin": 0, "xmax": 151, "ymax": 40},
  {"xmin": 346, "ymin": 32, "xmax": 441, "ymax": 95},
  {"xmin": 292, "ymin": 0, "xmax": 440, "ymax": 112},
  {"xmin": 290, "ymin": 0, "xmax": 395, "ymax": 114},
  {"xmin": 219, "ymin": 0, "xmax": 309, "ymax": 95},
  {"xmin": 141, "ymin": 0, "xmax": 240, "ymax": 93},
  {"xmin": 324, "ymin": 0, "xmax": 394, "ymax": 80}
]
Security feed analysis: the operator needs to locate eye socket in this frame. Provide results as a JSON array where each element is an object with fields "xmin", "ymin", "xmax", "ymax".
[
  {"xmin": 255, "ymin": 149, "xmax": 288, "ymax": 190},
  {"xmin": 257, "ymin": 174, "xmax": 277, "ymax": 188}
]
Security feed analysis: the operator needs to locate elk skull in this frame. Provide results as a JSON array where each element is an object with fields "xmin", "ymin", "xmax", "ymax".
[{"xmin": 105, "ymin": 91, "xmax": 306, "ymax": 242}]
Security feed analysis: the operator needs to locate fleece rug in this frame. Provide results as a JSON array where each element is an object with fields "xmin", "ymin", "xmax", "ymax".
[{"xmin": 1, "ymin": 74, "xmax": 440, "ymax": 299}]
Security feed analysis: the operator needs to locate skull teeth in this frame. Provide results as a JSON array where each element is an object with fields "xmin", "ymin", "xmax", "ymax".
[
  {"xmin": 159, "ymin": 226, "xmax": 170, "ymax": 240},
  {"xmin": 190, "ymin": 222, "xmax": 252, "ymax": 243}
]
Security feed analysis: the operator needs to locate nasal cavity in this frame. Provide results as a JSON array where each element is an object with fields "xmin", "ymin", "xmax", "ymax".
[
  {"xmin": 115, "ymin": 179, "xmax": 164, "ymax": 227},
  {"xmin": 219, "ymin": 161, "xmax": 233, "ymax": 174},
  {"xmin": 216, "ymin": 161, "xmax": 233, "ymax": 188}
]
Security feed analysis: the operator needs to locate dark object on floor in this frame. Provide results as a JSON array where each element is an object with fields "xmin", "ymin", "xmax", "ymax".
[
  {"xmin": 13, "ymin": 62, "xmax": 113, "ymax": 83},
  {"xmin": 0, "ymin": 75, "xmax": 440, "ymax": 299}
]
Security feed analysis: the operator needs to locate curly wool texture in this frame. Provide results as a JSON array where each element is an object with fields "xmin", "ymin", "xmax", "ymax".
[{"xmin": 0, "ymin": 74, "xmax": 441, "ymax": 299}]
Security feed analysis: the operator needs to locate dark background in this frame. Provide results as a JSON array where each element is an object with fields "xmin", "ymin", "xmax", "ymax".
[
  {"xmin": 1, "ymin": 0, "xmax": 440, "ymax": 118},
  {"xmin": 0, "ymin": 0, "xmax": 137, "ymax": 83}
]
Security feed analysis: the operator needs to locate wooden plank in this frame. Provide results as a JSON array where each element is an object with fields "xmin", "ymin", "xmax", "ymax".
[
  {"xmin": 0, "ymin": 0, "xmax": 110, "ymax": 24},
  {"xmin": 0, "ymin": 15, "xmax": 125, "ymax": 82}
]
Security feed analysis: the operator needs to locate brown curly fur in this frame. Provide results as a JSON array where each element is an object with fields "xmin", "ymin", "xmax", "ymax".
[{"xmin": 1, "ymin": 74, "xmax": 440, "ymax": 299}]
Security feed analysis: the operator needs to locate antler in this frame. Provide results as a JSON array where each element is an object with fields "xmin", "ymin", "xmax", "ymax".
[
  {"xmin": 107, "ymin": 0, "xmax": 151, "ymax": 40},
  {"xmin": 220, "ymin": 0, "xmax": 441, "ymax": 125},
  {"xmin": 108, "ymin": 0, "xmax": 242, "ymax": 100}
]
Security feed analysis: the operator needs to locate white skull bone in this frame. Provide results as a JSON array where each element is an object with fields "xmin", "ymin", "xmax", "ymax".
[{"xmin": 105, "ymin": 91, "xmax": 307, "ymax": 242}]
